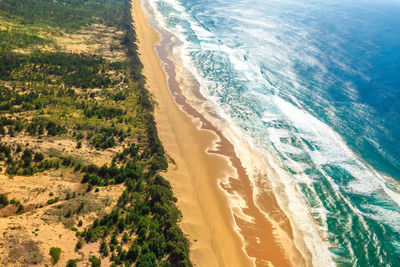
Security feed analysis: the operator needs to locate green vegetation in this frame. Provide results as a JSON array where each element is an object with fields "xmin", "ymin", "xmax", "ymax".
[
  {"xmin": 1, "ymin": 143, "xmax": 62, "ymax": 176},
  {"xmin": 89, "ymin": 256, "xmax": 101, "ymax": 267},
  {"xmin": 47, "ymin": 197, "xmax": 60, "ymax": 205},
  {"xmin": 0, "ymin": 0, "xmax": 190, "ymax": 265},
  {"xmin": 0, "ymin": 193, "xmax": 9, "ymax": 207},
  {"xmin": 66, "ymin": 259, "xmax": 79, "ymax": 267},
  {"xmin": 75, "ymin": 240, "xmax": 83, "ymax": 251},
  {"xmin": 0, "ymin": 0, "xmax": 127, "ymax": 32},
  {"xmin": 16, "ymin": 203, "xmax": 24, "ymax": 214},
  {"xmin": 49, "ymin": 247, "xmax": 61, "ymax": 264},
  {"xmin": 0, "ymin": 29, "xmax": 51, "ymax": 51}
]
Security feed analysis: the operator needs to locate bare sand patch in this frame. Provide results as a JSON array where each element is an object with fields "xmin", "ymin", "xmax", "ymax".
[
  {"xmin": 1, "ymin": 134, "xmax": 124, "ymax": 166},
  {"xmin": 0, "ymin": 171, "xmax": 124, "ymax": 266},
  {"xmin": 56, "ymin": 24, "xmax": 127, "ymax": 62}
]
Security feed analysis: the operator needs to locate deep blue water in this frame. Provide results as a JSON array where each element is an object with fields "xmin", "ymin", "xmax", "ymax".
[{"xmin": 145, "ymin": 0, "xmax": 400, "ymax": 265}]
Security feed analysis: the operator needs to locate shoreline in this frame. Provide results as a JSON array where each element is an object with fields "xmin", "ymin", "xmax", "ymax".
[
  {"xmin": 131, "ymin": 1, "xmax": 252, "ymax": 265},
  {"xmin": 131, "ymin": 0, "xmax": 308, "ymax": 266}
]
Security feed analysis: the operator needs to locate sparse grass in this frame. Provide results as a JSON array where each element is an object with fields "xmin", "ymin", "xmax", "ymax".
[
  {"xmin": 42, "ymin": 193, "xmax": 110, "ymax": 229},
  {"xmin": 7, "ymin": 238, "xmax": 43, "ymax": 265}
]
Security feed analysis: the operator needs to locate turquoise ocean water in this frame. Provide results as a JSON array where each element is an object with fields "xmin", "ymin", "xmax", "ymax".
[{"xmin": 143, "ymin": 0, "xmax": 400, "ymax": 265}]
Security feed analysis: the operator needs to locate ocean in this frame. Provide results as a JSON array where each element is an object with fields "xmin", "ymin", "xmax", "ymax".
[{"xmin": 142, "ymin": 0, "xmax": 400, "ymax": 265}]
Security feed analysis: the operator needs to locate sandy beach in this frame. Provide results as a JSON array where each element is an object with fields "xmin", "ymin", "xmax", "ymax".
[
  {"xmin": 131, "ymin": 0, "xmax": 308, "ymax": 266},
  {"xmin": 131, "ymin": 1, "xmax": 253, "ymax": 265}
]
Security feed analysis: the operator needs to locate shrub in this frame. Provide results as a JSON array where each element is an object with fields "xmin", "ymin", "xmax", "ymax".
[
  {"xmin": 76, "ymin": 133, "xmax": 84, "ymax": 140},
  {"xmin": 89, "ymin": 256, "xmax": 101, "ymax": 267},
  {"xmin": 16, "ymin": 204, "xmax": 25, "ymax": 214},
  {"xmin": 49, "ymin": 247, "xmax": 61, "ymax": 264},
  {"xmin": 91, "ymin": 133, "xmax": 116, "ymax": 149},
  {"xmin": 76, "ymin": 202, "xmax": 85, "ymax": 214},
  {"xmin": 74, "ymin": 163, "xmax": 82, "ymax": 172},
  {"xmin": 22, "ymin": 149, "xmax": 33, "ymax": 167},
  {"xmin": 87, "ymin": 183, "xmax": 93, "ymax": 192},
  {"xmin": 65, "ymin": 210, "xmax": 72, "ymax": 218},
  {"xmin": 66, "ymin": 259, "xmax": 79, "ymax": 267},
  {"xmin": 47, "ymin": 197, "xmax": 59, "ymax": 205},
  {"xmin": 0, "ymin": 194, "xmax": 9, "ymax": 207},
  {"xmin": 61, "ymin": 156, "xmax": 74, "ymax": 166},
  {"xmin": 75, "ymin": 240, "xmax": 83, "ymax": 250},
  {"xmin": 34, "ymin": 152, "xmax": 44, "ymax": 162}
]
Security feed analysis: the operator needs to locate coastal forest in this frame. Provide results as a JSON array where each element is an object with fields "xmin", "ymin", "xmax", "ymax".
[{"xmin": 0, "ymin": 0, "xmax": 191, "ymax": 266}]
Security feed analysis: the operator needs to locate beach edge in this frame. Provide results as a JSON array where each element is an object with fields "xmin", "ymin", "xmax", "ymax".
[{"xmin": 131, "ymin": 0, "xmax": 255, "ymax": 266}]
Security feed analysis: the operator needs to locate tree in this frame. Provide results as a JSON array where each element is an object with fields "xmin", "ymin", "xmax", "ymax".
[
  {"xmin": 136, "ymin": 252, "xmax": 157, "ymax": 267},
  {"xmin": 167, "ymin": 240, "xmax": 191, "ymax": 267},
  {"xmin": 148, "ymin": 230, "xmax": 166, "ymax": 258},
  {"xmin": 126, "ymin": 244, "xmax": 139, "ymax": 263}
]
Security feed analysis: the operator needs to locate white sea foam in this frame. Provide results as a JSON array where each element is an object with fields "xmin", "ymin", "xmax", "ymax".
[
  {"xmin": 361, "ymin": 205, "xmax": 400, "ymax": 233},
  {"xmin": 227, "ymin": 191, "xmax": 255, "ymax": 224},
  {"xmin": 272, "ymin": 95, "xmax": 400, "ymax": 208}
]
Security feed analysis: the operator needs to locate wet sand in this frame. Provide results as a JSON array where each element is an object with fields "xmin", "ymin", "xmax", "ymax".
[{"xmin": 131, "ymin": 0, "xmax": 307, "ymax": 266}]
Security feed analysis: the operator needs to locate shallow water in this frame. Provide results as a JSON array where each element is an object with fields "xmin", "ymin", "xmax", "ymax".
[{"xmin": 143, "ymin": 0, "xmax": 400, "ymax": 265}]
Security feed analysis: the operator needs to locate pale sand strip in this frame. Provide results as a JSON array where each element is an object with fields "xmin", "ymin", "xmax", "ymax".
[{"xmin": 131, "ymin": 0, "xmax": 254, "ymax": 266}]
